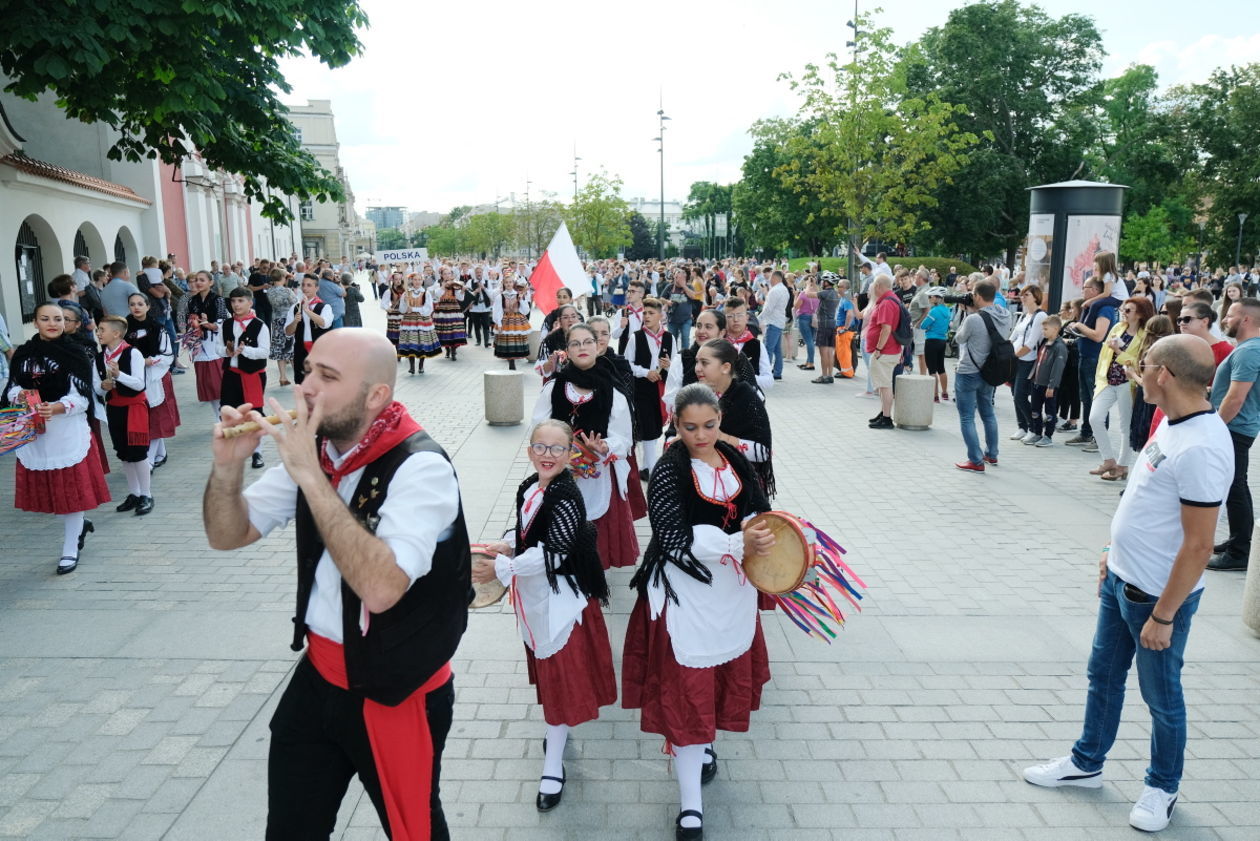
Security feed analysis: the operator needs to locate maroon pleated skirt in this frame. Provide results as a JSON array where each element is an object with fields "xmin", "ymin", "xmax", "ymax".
[
  {"xmin": 595, "ymin": 484, "xmax": 640, "ymax": 569},
  {"xmin": 525, "ymin": 599, "xmax": 618, "ymax": 726},
  {"xmin": 626, "ymin": 452, "xmax": 648, "ymax": 521},
  {"xmin": 622, "ymin": 596, "xmax": 770, "ymax": 747},
  {"xmin": 88, "ymin": 416, "xmax": 110, "ymax": 475},
  {"xmin": 149, "ymin": 373, "xmax": 181, "ymax": 439},
  {"xmin": 194, "ymin": 360, "xmax": 223, "ymax": 402},
  {"xmin": 15, "ymin": 436, "xmax": 112, "ymax": 514}
]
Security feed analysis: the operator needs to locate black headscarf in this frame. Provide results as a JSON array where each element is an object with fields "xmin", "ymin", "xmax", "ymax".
[
  {"xmin": 549, "ymin": 354, "xmax": 620, "ymax": 437},
  {"xmin": 719, "ymin": 379, "xmax": 775, "ymax": 497},
  {"xmin": 3, "ymin": 334, "xmax": 93, "ymax": 406}
]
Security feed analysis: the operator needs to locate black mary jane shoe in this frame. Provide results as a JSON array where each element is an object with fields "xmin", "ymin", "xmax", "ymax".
[
  {"xmin": 251, "ymin": 452, "xmax": 265, "ymax": 470},
  {"xmin": 535, "ymin": 769, "xmax": 565, "ymax": 812},
  {"xmin": 78, "ymin": 519, "xmax": 94, "ymax": 551},
  {"xmin": 701, "ymin": 747, "xmax": 718, "ymax": 785},
  {"xmin": 151, "ymin": 454, "xmax": 168, "ymax": 470},
  {"xmin": 675, "ymin": 809, "xmax": 703, "ymax": 841},
  {"xmin": 115, "ymin": 494, "xmax": 138, "ymax": 513},
  {"xmin": 134, "ymin": 496, "xmax": 155, "ymax": 516},
  {"xmin": 57, "ymin": 555, "xmax": 79, "ymax": 575},
  {"xmin": 640, "ymin": 467, "xmax": 650, "ymax": 483}
]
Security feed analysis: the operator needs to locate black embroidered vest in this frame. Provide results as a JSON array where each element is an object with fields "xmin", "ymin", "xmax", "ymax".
[
  {"xmin": 95, "ymin": 347, "xmax": 143, "ymax": 399},
  {"xmin": 292, "ymin": 430, "xmax": 471, "ymax": 706},
  {"xmin": 220, "ymin": 317, "xmax": 267, "ymax": 374}
]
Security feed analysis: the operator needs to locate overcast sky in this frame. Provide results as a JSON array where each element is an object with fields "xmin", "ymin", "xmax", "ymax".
[{"xmin": 277, "ymin": 0, "xmax": 1259, "ymax": 216}]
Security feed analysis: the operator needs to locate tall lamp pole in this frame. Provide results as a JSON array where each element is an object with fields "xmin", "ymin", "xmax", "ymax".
[
  {"xmin": 654, "ymin": 98, "xmax": 670, "ymax": 259},
  {"xmin": 570, "ymin": 145, "xmax": 582, "ymax": 203},
  {"xmin": 1238, "ymin": 213, "xmax": 1250, "ymax": 268},
  {"xmin": 844, "ymin": 2, "xmax": 861, "ymax": 281}
]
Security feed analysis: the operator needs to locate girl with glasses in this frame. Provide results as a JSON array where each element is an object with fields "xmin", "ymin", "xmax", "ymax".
[
  {"xmin": 471, "ymin": 420, "xmax": 615, "ymax": 814},
  {"xmin": 1089, "ymin": 296, "xmax": 1154, "ymax": 481},
  {"xmin": 532, "ymin": 323, "xmax": 639, "ymax": 569}
]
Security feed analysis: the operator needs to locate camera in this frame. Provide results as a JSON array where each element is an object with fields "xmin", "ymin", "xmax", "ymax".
[{"xmin": 941, "ymin": 292, "xmax": 974, "ymax": 308}]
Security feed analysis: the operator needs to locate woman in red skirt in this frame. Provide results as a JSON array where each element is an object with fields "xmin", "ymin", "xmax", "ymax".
[
  {"xmin": 624, "ymin": 383, "xmax": 776, "ymax": 841},
  {"xmin": 473, "ymin": 419, "xmax": 615, "ymax": 813},
  {"xmin": 3, "ymin": 303, "xmax": 110, "ymax": 574},
  {"xmin": 531, "ymin": 322, "xmax": 640, "ymax": 568},
  {"xmin": 125, "ymin": 292, "xmax": 180, "ymax": 469}
]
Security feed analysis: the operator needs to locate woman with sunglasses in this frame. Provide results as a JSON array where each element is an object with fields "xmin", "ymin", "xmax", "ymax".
[
  {"xmin": 1089, "ymin": 296, "xmax": 1154, "ymax": 481},
  {"xmin": 531, "ymin": 323, "xmax": 639, "ymax": 569},
  {"xmin": 471, "ymin": 420, "xmax": 615, "ymax": 813}
]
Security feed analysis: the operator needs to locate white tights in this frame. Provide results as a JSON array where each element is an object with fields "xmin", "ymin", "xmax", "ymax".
[
  {"xmin": 122, "ymin": 460, "xmax": 151, "ymax": 497},
  {"xmin": 674, "ymin": 743, "xmax": 706, "ymax": 828},
  {"xmin": 641, "ymin": 438, "xmax": 659, "ymax": 472},
  {"xmin": 59, "ymin": 512, "xmax": 84, "ymax": 559},
  {"xmin": 540, "ymin": 723, "xmax": 568, "ymax": 795},
  {"xmin": 147, "ymin": 438, "xmax": 167, "ymax": 463}
]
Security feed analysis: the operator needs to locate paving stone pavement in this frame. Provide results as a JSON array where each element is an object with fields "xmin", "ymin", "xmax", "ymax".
[{"xmin": 1, "ymin": 299, "xmax": 1258, "ymax": 840}]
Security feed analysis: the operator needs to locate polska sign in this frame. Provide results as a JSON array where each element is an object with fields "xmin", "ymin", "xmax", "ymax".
[{"xmin": 377, "ymin": 248, "xmax": 429, "ymax": 263}]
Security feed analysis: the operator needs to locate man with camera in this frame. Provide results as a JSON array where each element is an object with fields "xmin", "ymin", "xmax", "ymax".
[{"xmin": 952, "ymin": 278, "xmax": 1012, "ymax": 471}]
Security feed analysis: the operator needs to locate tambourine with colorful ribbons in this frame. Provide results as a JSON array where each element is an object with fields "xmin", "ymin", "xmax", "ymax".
[
  {"xmin": 742, "ymin": 511, "xmax": 866, "ymax": 643},
  {"xmin": 568, "ymin": 441, "xmax": 602, "ymax": 480},
  {"xmin": 0, "ymin": 391, "xmax": 43, "ymax": 456},
  {"xmin": 469, "ymin": 544, "xmax": 507, "ymax": 609}
]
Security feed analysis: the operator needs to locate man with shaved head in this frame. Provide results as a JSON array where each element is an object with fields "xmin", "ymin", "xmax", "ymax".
[
  {"xmin": 1025, "ymin": 333, "xmax": 1233, "ymax": 833},
  {"xmin": 204, "ymin": 327, "xmax": 471, "ymax": 840}
]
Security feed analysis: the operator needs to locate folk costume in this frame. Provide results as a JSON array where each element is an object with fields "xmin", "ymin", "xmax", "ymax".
[
  {"xmin": 94, "ymin": 339, "xmax": 153, "ymax": 512},
  {"xmin": 125, "ymin": 314, "xmax": 180, "ymax": 465},
  {"xmin": 185, "ymin": 289, "xmax": 228, "ymax": 414},
  {"xmin": 218, "ymin": 310, "xmax": 271, "ymax": 410},
  {"xmin": 432, "ymin": 286, "xmax": 467, "ymax": 355},
  {"xmin": 600, "ymin": 347, "xmax": 647, "ymax": 521},
  {"xmin": 493, "ymin": 471, "xmax": 615, "ymax": 804},
  {"xmin": 532, "ymin": 357, "xmax": 639, "ymax": 569},
  {"xmin": 611, "ymin": 304, "xmax": 645, "ymax": 354},
  {"xmin": 492, "ymin": 289, "xmax": 532, "ymax": 365},
  {"xmin": 727, "ymin": 328, "xmax": 774, "ymax": 393},
  {"xmin": 244, "ymin": 403, "xmax": 471, "ymax": 841},
  {"xmin": 4, "ymin": 333, "xmax": 110, "ymax": 572},
  {"xmin": 533, "ymin": 327, "xmax": 570, "ymax": 381},
  {"xmin": 629, "ymin": 326, "xmax": 674, "ymax": 473},
  {"xmin": 717, "ymin": 380, "xmax": 775, "ymax": 498},
  {"xmin": 382, "ymin": 284, "xmax": 405, "ymax": 348},
  {"xmin": 663, "ymin": 344, "xmax": 761, "ymax": 416},
  {"xmin": 287, "ymin": 296, "xmax": 332, "ymax": 385},
  {"xmin": 397, "ymin": 287, "xmax": 442, "ymax": 362}
]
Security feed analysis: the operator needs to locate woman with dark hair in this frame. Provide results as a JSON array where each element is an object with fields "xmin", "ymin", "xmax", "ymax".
[
  {"xmin": 433, "ymin": 268, "xmax": 467, "ymax": 360},
  {"xmin": 472, "ymin": 419, "xmax": 616, "ymax": 813},
  {"xmin": 284, "ymin": 275, "xmax": 331, "ymax": 385},
  {"xmin": 589, "ymin": 314, "xmax": 648, "ymax": 520},
  {"xmin": 4, "ymin": 303, "xmax": 110, "ymax": 574},
  {"xmin": 623, "ymin": 383, "xmax": 776, "ymax": 841},
  {"xmin": 532, "ymin": 323, "xmax": 639, "ymax": 568},
  {"xmin": 535, "ymin": 305, "xmax": 582, "ymax": 380},
  {"xmin": 1010, "ymin": 286, "xmax": 1047, "ymax": 444},
  {"xmin": 664, "ymin": 310, "xmax": 759, "ymax": 421},
  {"xmin": 264, "ymin": 268, "xmax": 297, "ymax": 385},
  {"xmin": 126, "ymin": 292, "xmax": 180, "ymax": 469},
  {"xmin": 1056, "ymin": 298, "xmax": 1084, "ymax": 432},
  {"xmin": 185, "ymin": 270, "xmax": 229, "ymax": 419},
  {"xmin": 693, "ymin": 339, "xmax": 775, "ymax": 498},
  {"xmin": 1089, "ymin": 296, "xmax": 1153, "ymax": 482}
]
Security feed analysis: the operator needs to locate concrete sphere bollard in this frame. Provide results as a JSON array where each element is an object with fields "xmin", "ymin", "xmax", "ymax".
[
  {"xmin": 484, "ymin": 370, "xmax": 524, "ymax": 426},
  {"xmin": 1243, "ymin": 528, "xmax": 1260, "ymax": 637},
  {"xmin": 893, "ymin": 374, "xmax": 935, "ymax": 430}
]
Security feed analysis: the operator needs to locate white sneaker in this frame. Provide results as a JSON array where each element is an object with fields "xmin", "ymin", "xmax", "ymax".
[
  {"xmin": 1130, "ymin": 785, "xmax": 1177, "ymax": 832},
  {"xmin": 1036, "ymin": 436, "xmax": 1054, "ymax": 447},
  {"xmin": 1010, "ymin": 430, "xmax": 1028, "ymax": 441},
  {"xmin": 1022, "ymin": 756, "xmax": 1103, "ymax": 788},
  {"xmin": 1022, "ymin": 431, "xmax": 1041, "ymax": 444}
]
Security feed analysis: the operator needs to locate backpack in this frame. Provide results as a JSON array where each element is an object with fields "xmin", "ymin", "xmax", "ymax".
[
  {"xmin": 969, "ymin": 310, "xmax": 1016, "ymax": 387},
  {"xmin": 892, "ymin": 298, "xmax": 915, "ymax": 348}
]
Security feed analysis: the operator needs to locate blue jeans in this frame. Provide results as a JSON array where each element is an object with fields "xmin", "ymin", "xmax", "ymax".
[
  {"xmin": 669, "ymin": 320, "xmax": 691, "ymax": 351},
  {"xmin": 1073, "ymin": 570, "xmax": 1201, "ymax": 793},
  {"xmin": 954, "ymin": 371, "xmax": 998, "ymax": 464},
  {"xmin": 160, "ymin": 316, "xmax": 178, "ymax": 361},
  {"xmin": 332, "ymin": 315, "xmax": 345, "ymax": 330},
  {"xmin": 796, "ymin": 315, "xmax": 815, "ymax": 364},
  {"xmin": 1079, "ymin": 354, "xmax": 1099, "ymax": 437},
  {"xmin": 765, "ymin": 324, "xmax": 783, "ymax": 378}
]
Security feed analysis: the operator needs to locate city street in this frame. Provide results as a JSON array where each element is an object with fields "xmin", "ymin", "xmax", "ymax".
[{"xmin": 1, "ymin": 303, "xmax": 1258, "ymax": 841}]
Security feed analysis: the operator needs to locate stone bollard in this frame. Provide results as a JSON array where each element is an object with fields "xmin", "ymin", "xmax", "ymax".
[
  {"xmin": 526, "ymin": 330, "xmax": 542, "ymax": 363},
  {"xmin": 484, "ymin": 370, "xmax": 524, "ymax": 426},
  {"xmin": 893, "ymin": 374, "xmax": 935, "ymax": 430},
  {"xmin": 1244, "ymin": 527, "xmax": 1260, "ymax": 637}
]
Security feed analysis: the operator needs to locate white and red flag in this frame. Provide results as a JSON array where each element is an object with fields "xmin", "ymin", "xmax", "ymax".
[{"xmin": 529, "ymin": 221, "xmax": 588, "ymax": 315}]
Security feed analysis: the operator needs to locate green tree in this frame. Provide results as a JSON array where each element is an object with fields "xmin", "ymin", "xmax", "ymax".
[
  {"xmin": 626, "ymin": 212, "xmax": 656, "ymax": 260},
  {"xmin": 566, "ymin": 170, "xmax": 632, "ymax": 258},
  {"xmin": 733, "ymin": 118, "xmax": 836, "ymax": 256},
  {"xmin": 1119, "ymin": 201, "xmax": 1195, "ymax": 265},
  {"xmin": 0, "ymin": 0, "xmax": 367, "ymax": 222},
  {"xmin": 903, "ymin": 0, "xmax": 1104, "ymax": 263},
  {"xmin": 464, "ymin": 212, "xmax": 513, "ymax": 258},
  {"xmin": 780, "ymin": 11, "xmax": 981, "ymax": 277},
  {"xmin": 515, "ymin": 198, "xmax": 566, "ymax": 259},
  {"xmin": 424, "ymin": 224, "xmax": 465, "ymax": 257},
  {"xmin": 376, "ymin": 228, "xmax": 408, "ymax": 250}
]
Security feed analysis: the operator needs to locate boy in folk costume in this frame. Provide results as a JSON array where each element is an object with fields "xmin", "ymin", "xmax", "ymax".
[
  {"xmin": 630, "ymin": 298, "xmax": 673, "ymax": 476},
  {"xmin": 221, "ymin": 287, "xmax": 272, "ymax": 469},
  {"xmin": 94, "ymin": 316, "xmax": 154, "ymax": 516},
  {"xmin": 612, "ymin": 279, "xmax": 647, "ymax": 353},
  {"xmin": 721, "ymin": 297, "xmax": 773, "ymax": 394}
]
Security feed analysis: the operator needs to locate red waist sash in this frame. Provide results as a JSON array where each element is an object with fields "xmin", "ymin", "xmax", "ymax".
[
  {"xmin": 307, "ymin": 633, "xmax": 452, "ymax": 841},
  {"xmin": 107, "ymin": 390, "xmax": 150, "ymax": 446}
]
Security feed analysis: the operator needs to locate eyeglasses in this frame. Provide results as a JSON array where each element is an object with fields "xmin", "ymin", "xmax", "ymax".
[
  {"xmin": 567, "ymin": 339, "xmax": 596, "ymax": 349},
  {"xmin": 529, "ymin": 443, "xmax": 571, "ymax": 458},
  {"xmin": 1176, "ymin": 316, "xmax": 1198, "ymax": 324},
  {"xmin": 1141, "ymin": 362, "xmax": 1174, "ymax": 376}
]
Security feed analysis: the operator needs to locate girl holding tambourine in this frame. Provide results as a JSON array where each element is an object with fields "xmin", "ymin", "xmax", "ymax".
[
  {"xmin": 471, "ymin": 419, "xmax": 615, "ymax": 814},
  {"xmin": 623, "ymin": 383, "xmax": 776, "ymax": 841}
]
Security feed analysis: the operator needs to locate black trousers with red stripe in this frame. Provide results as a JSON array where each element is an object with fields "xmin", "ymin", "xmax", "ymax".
[{"xmin": 265, "ymin": 657, "xmax": 454, "ymax": 840}]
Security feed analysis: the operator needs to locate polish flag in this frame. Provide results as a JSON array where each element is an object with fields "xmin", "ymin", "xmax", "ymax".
[{"xmin": 530, "ymin": 221, "xmax": 588, "ymax": 315}]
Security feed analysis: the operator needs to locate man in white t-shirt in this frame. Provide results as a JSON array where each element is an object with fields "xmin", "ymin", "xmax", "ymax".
[{"xmin": 1023, "ymin": 334, "xmax": 1232, "ymax": 833}]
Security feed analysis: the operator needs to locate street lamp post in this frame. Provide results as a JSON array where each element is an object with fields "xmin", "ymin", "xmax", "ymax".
[
  {"xmin": 654, "ymin": 101, "xmax": 670, "ymax": 260},
  {"xmin": 1237, "ymin": 213, "xmax": 1250, "ymax": 268},
  {"xmin": 844, "ymin": 3, "xmax": 861, "ymax": 281},
  {"xmin": 570, "ymin": 145, "xmax": 582, "ymax": 203},
  {"xmin": 1196, "ymin": 220, "xmax": 1205, "ymax": 273}
]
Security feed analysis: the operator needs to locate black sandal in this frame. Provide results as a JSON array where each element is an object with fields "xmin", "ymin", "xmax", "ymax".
[{"xmin": 676, "ymin": 809, "xmax": 703, "ymax": 840}]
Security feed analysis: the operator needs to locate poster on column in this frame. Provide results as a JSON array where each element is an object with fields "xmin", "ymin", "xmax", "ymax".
[
  {"xmin": 1060, "ymin": 215, "xmax": 1121, "ymax": 301},
  {"xmin": 1024, "ymin": 213, "xmax": 1055, "ymax": 298}
]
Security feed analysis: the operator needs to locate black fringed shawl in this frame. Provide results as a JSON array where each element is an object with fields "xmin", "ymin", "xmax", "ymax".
[
  {"xmin": 719, "ymin": 379, "xmax": 776, "ymax": 498},
  {"xmin": 2, "ymin": 334, "xmax": 93, "ymax": 406},
  {"xmin": 678, "ymin": 344, "xmax": 760, "ymax": 394},
  {"xmin": 549, "ymin": 355, "xmax": 619, "ymax": 437},
  {"xmin": 629, "ymin": 439, "xmax": 769, "ymax": 604},
  {"xmin": 514, "ymin": 471, "xmax": 609, "ymax": 604}
]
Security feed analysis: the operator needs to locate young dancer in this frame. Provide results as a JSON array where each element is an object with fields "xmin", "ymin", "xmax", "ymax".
[
  {"xmin": 611, "ymin": 279, "xmax": 647, "ymax": 353},
  {"xmin": 184, "ymin": 270, "xmax": 227, "ymax": 420},
  {"xmin": 493, "ymin": 281, "xmax": 532, "ymax": 370},
  {"xmin": 721, "ymin": 297, "xmax": 773, "ymax": 393},
  {"xmin": 396, "ymin": 275, "xmax": 441, "ymax": 375},
  {"xmin": 624, "ymin": 383, "xmax": 776, "ymax": 840},
  {"xmin": 630, "ymin": 298, "xmax": 674, "ymax": 477},
  {"xmin": 693, "ymin": 339, "xmax": 776, "ymax": 497},
  {"xmin": 472, "ymin": 420, "xmax": 616, "ymax": 812},
  {"xmin": 4, "ymin": 303, "xmax": 109, "ymax": 573},
  {"xmin": 285, "ymin": 275, "xmax": 331, "ymax": 385},
  {"xmin": 95, "ymin": 316, "xmax": 154, "ymax": 516},
  {"xmin": 125, "ymin": 292, "xmax": 179, "ymax": 470},
  {"xmin": 220, "ymin": 288, "xmax": 271, "ymax": 469},
  {"xmin": 532, "ymin": 323, "xmax": 639, "ymax": 569},
  {"xmin": 433, "ymin": 269, "xmax": 467, "ymax": 359}
]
